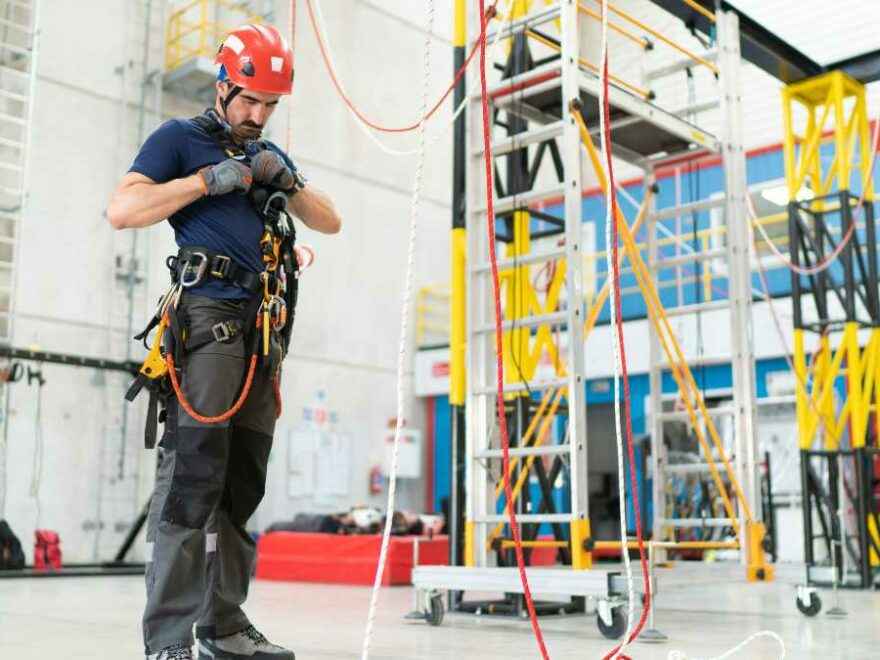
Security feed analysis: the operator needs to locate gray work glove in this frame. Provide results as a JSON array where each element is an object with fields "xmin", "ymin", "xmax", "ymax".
[
  {"xmin": 251, "ymin": 150, "xmax": 307, "ymax": 195},
  {"xmin": 199, "ymin": 158, "xmax": 253, "ymax": 196}
]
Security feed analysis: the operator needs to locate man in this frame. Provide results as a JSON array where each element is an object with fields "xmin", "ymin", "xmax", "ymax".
[{"xmin": 108, "ymin": 24, "xmax": 341, "ymax": 660}]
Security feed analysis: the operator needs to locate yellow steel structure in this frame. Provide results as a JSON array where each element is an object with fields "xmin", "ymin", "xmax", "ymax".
[
  {"xmin": 165, "ymin": 0, "xmax": 261, "ymax": 73},
  {"xmin": 782, "ymin": 71, "xmax": 878, "ymax": 453}
]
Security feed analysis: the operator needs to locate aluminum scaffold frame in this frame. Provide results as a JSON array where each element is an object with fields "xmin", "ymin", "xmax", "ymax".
[{"xmin": 415, "ymin": 0, "xmax": 774, "ymax": 640}]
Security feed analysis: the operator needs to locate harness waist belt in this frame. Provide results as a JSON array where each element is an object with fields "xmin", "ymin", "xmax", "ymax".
[{"xmin": 171, "ymin": 247, "xmax": 262, "ymax": 294}]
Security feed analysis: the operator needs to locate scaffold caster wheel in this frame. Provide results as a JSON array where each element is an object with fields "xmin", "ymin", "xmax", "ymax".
[
  {"xmin": 597, "ymin": 603, "xmax": 626, "ymax": 639},
  {"xmin": 427, "ymin": 593, "xmax": 445, "ymax": 626},
  {"xmin": 796, "ymin": 589, "xmax": 822, "ymax": 617}
]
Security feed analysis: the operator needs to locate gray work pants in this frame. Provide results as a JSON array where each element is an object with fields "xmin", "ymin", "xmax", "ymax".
[{"xmin": 142, "ymin": 294, "xmax": 281, "ymax": 653}]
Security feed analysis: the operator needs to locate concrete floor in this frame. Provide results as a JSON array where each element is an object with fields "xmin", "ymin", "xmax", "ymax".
[{"xmin": 0, "ymin": 563, "xmax": 878, "ymax": 659}]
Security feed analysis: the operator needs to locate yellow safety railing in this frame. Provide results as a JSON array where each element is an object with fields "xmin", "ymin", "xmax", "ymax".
[
  {"xmin": 581, "ymin": 0, "xmax": 719, "ymax": 75},
  {"xmin": 527, "ymin": 29, "xmax": 653, "ymax": 100},
  {"xmin": 416, "ymin": 284, "xmax": 451, "ymax": 348},
  {"xmin": 165, "ymin": 0, "xmax": 262, "ymax": 72}
]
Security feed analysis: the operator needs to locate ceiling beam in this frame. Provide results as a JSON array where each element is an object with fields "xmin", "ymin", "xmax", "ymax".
[
  {"xmin": 827, "ymin": 49, "xmax": 880, "ymax": 85},
  {"xmin": 643, "ymin": 0, "xmax": 835, "ymax": 84}
]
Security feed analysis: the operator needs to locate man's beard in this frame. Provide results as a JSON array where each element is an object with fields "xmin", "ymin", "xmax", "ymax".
[{"xmin": 231, "ymin": 121, "xmax": 263, "ymax": 141}]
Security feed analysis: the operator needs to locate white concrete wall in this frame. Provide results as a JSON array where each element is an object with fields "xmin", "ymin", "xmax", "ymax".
[{"xmin": 2, "ymin": 0, "xmax": 458, "ymax": 563}]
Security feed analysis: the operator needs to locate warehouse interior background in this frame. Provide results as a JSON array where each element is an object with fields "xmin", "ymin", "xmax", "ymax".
[{"xmin": 1, "ymin": 0, "xmax": 880, "ymax": 658}]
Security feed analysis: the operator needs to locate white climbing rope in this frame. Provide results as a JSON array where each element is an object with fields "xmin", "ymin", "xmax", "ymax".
[
  {"xmin": 668, "ymin": 630, "xmax": 786, "ymax": 660},
  {"xmin": 598, "ymin": 0, "xmax": 636, "ymax": 656},
  {"xmin": 359, "ymin": 1, "xmax": 434, "ymax": 658}
]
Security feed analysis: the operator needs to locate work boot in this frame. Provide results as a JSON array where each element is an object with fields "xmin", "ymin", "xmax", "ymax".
[
  {"xmin": 147, "ymin": 643, "xmax": 193, "ymax": 660},
  {"xmin": 197, "ymin": 625, "xmax": 295, "ymax": 659}
]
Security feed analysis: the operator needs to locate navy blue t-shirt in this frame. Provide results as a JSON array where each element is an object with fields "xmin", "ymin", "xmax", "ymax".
[{"xmin": 128, "ymin": 118, "xmax": 295, "ymax": 299}]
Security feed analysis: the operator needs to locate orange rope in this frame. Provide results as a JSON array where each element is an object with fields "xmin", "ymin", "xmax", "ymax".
[
  {"xmin": 166, "ymin": 350, "xmax": 259, "ymax": 425},
  {"xmin": 273, "ymin": 372, "xmax": 283, "ymax": 419},
  {"xmin": 304, "ymin": 0, "xmax": 498, "ymax": 133}
]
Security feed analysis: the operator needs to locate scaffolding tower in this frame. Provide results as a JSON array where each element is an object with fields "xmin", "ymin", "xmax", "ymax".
[{"xmin": 414, "ymin": 0, "xmax": 774, "ymax": 637}]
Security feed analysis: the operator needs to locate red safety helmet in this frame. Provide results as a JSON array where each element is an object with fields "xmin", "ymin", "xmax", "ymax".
[{"xmin": 215, "ymin": 24, "xmax": 294, "ymax": 97}]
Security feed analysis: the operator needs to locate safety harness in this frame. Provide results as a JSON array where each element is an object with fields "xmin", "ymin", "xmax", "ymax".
[{"xmin": 125, "ymin": 109, "xmax": 301, "ymax": 448}]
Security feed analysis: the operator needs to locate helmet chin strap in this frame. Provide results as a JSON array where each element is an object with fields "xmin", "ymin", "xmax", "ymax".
[{"xmin": 219, "ymin": 83, "xmax": 243, "ymax": 118}]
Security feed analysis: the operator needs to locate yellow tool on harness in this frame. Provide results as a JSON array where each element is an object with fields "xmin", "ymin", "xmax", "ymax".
[{"xmin": 139, "ymin": 316, "xmax": 169, "ymax": 381}]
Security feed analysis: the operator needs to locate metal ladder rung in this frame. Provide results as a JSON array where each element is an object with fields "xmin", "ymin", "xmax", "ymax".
[
  {"xmin": 475, "ymin": 311, "xmax": 567, "ymax": 334},
  {"xmin": 475, "ymin": 444, "xmax": 570, "ymax": 460},
  {"xmin": 0, "ymin": 63, "xmax": 30, "ymax": 78},
  {"xmin": 0, "ymin": 184, "xmax": 22, "ymax": 196},
  {"xmin": 0, "ymin": 0, "xmax": 35, "ymax": 13},
  {"xmin": 664, "ymin": 462, "xmax": 728, "ymax": 474},
  {"xmin": 674, "ymin": 99, "xmax": 721, "ymax": 117},
  {"xmin": 656, "ymin": 407, "xmax": 734, "ymax": 422},
  {"xmin": 475, "ymin": 61, "xmax": 562, "ymax": 102},
  {"xmin": 662, "ymin": 300, "xmax": 730, "ymax": 317},
  {"xmin": 484, "ymin": 3, "xmax": 561, "ymax": 43},
  {"xmin": 657, "ymin": 518, "xmax": 734, "ymax": 528},
  {"xmin": 0, "ymin": 42, "xmax": 31, "ymax": 59},
  {"xmin": 656, "ymin": 354, "xmax": 729, "ymax": 369},
  {"xmin": 0, "ymin": 87, "xmax": 28, "ymax": 103},
  {"xmin": 0, "ymin": 111, "xmax": 27, "ymax": 126},
  {"xmin": 0, "ymin": 161, "xmax": 22, "ymax": 173},
  {"xmin": 651, "ymin": 197, "xmax": 726, "ymax": 221},
  {"xmin": 0, "ymin": 136, "xmax": 24, "ymax": 150},
  {"xmin": 475, "ymin": 513, "xmax": 572, "ymax": 524},
  {"xmin": 653, "ymin": 248, "xmax": 726, "ymax": 268},
  {"xmin": 475, "ymin": 120, "xmax": 565, "ymax": 157},
  {"xmin": 481, "ymin": 184, "xmax": 566, "ymax": 216},
  {"xmin": 474, "ymin": 377, "xmax": 568, "ymax": 396},
  {"xmin": 471, "ymin": 248, "xmax": 566, "ymax": 273},
  {"xmin": 645, "ymin": 50, "xmax": 719, "ymax": 81},
  {"xmin": 0, "ymin": 16, "xmax": 32, "ymax": 34}
]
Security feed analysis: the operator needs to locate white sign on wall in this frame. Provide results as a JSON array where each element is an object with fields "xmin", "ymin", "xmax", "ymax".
[
  {"xmin": 414, "ymin": 348, "xmax": 450, "ymax": 397},
  {"xmin": 383, "ymin": 428, "xmax": 422, "ymax": 479}
]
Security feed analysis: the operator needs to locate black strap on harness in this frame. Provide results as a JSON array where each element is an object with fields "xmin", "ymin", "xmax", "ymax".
[
  {"xmin": 191, "ymin": 108, "xmax": 256, "ymax": 159},
  {"xmin": 168, "ymin": 247, "xmax": 263, "ymax": 294}
]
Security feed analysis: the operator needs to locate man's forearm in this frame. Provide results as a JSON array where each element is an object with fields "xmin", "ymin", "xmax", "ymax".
[
  {"xmin": 108, "ymin": 174, "xmax": 206, "ymax": 230},
  {"xmin": 288, "ymin": 185, "xmax": 342, "ymax": 234}
]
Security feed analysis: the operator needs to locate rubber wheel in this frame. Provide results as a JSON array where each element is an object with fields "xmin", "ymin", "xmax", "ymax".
[
  {"xmin": 796, "ymin": 592, "xmax": 822, "ymax": 617},
  {"xmin": 427, "ymin": 594, "xmax": 445, "ymax": 626},
  {"xmin": 597, "ymin": 607, "xmax": 626, "ymax": 639}
]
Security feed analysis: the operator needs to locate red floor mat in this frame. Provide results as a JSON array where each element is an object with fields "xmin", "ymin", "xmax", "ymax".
[{"xmin": 256, "ymin": 532, "xmax": 449, "ymax": 585}]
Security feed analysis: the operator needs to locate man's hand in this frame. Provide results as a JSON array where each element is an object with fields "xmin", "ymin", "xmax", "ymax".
[
  {"xmin": 251, "ymin": 150, "xmax": 306, "ymax": 194},
  {"xmin": 199, "ymin": 159, "xmax": 253, "ymax": 196},
  {"xmin": 294, "ymin": 244, "xmax": 315, "ymax": 272}
]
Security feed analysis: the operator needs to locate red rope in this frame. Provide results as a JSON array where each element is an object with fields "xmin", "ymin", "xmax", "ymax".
[
  {"xmin": 600, "ymin": 20, "xmax": 651, "ymax": 660},
  {"xmin": 304, "ymin": 0, "xmax": 496, "ymax": 134},
  {"xmin": 476, "ymin": 1, "xmax": 549, "ymax": 657}
]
